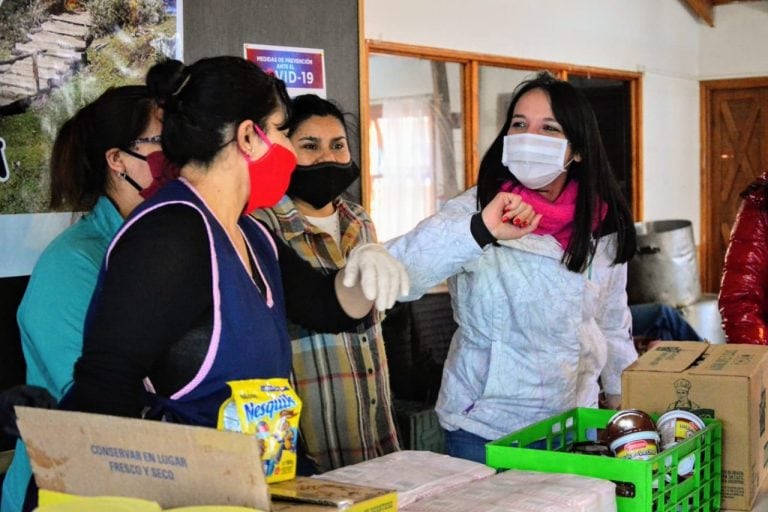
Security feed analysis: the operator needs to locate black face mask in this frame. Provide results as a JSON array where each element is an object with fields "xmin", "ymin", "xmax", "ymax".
[{"xmin": 287, "ymin": 161, "xmax": 360, "ymax": 209}]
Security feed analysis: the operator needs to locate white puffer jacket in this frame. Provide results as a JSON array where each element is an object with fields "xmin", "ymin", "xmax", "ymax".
[{"xmin": 386, "ymin": 187, "xmax": 637, "ymax": 440}]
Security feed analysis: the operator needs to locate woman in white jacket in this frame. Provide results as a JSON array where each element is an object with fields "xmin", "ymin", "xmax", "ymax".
[{"xmin": 386, "ymin": 72, "xmax": 638, "ymax": 463}]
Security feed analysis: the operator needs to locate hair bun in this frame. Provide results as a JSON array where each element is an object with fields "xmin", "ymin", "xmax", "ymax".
[{"xmin": 146, "ymin": 59, "xmax": 188, "ymax": 106}]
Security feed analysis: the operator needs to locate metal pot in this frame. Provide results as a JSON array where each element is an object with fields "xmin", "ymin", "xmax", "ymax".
[
  {"xmin": 680, "ymin": 293, "xmax": 726, "ymax": 344},
  {"xmin": 628, "ymin": 220, "xmax": 702, "ymax": 307}
]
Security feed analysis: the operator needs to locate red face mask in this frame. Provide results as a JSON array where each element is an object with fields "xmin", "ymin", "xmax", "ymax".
[
  {"xmin": 241, "ymin": 125, "xmax": 296, "ymax": 214},
  {"xmin": 118, "ymin": 148, "xmax": 180, "ymax": 199},
  {"xmin": 140, "ymin": 150, "xmax": 180, "ymax": 199}
]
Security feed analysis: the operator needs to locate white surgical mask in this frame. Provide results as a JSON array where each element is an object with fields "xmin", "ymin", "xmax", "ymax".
[{"xmin": 501, "ymin": 133, "xmax": 571, "ymax": 189}]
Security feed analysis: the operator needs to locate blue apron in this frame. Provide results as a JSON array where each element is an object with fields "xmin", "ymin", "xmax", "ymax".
[{"xmin": 114, "ymin": 179, "xmax": 292, "ymax": 426}]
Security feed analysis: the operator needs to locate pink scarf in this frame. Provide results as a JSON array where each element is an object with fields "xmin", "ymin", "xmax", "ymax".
[{"xmin": 500, "ymin": 180, "xmax": 605, "ymax": 249}]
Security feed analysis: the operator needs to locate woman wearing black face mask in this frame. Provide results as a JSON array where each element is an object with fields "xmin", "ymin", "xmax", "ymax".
[{"xmin": 252, "ymin": 94, "xmax": 400, "ymax": 474}]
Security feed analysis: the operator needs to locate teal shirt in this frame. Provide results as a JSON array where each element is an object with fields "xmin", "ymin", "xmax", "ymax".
[{"xmin": 1, "ymin": 196, "xmax": 123, "ymax": 512}]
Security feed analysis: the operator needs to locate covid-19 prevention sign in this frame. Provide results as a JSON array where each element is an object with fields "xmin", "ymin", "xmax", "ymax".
[{"xmin": 244, "ymin": 43, "xmax": 326, "ymax": 98}]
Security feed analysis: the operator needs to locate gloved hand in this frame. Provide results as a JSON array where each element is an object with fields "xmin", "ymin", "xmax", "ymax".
[
  {"xmin": 0, "ymin": 385, "xmax": 57, "ymax": 439},
  {"xmin": 342, "ymin": 243, "xmax": 410, "ymax": 311}
]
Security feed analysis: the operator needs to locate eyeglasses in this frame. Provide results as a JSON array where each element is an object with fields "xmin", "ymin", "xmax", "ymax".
[{"xmin": 129, "ymin": 135, "xmax": 162, "ymax": 146}]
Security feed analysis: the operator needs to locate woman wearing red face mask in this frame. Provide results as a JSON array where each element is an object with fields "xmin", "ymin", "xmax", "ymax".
[
  {"xmin": 62, "ymin": 57, "xmax": 408, "ymax": 432},
  {"xmin": 2, "ymin": 85, "xmax": 173, "ymax": 512}
]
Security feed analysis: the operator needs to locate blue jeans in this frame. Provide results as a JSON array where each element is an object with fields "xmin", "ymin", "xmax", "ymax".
[
  {"xmin": 631, "ymin": 303, "xmax": 702, "ymax": 341},
  {"xmin": 443, "ymin": 428, "xmax": 491, "ymax": 464}
]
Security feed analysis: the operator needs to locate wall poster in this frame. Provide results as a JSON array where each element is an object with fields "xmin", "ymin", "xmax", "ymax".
[
  {"xmin": 244, "ymin": 43, "xmax": 326, "ymax": 99},
  {"xmin": 0, "ymin": 0, "xmax": 182, "ymax": 278}
]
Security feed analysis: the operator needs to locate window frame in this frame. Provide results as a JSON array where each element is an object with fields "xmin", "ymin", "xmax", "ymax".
[{"xmin": 360, "ymin": 40, "xmax": 644, "ymax": 221}]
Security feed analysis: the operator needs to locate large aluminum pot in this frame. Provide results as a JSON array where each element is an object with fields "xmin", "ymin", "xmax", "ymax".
[
  {"xmin": 680, "ymin": 293, "xmax": 726, "ymax": 344},
  {"xmin": 628, "ymin": 220, "xmax": 702, "ymax": 307}
]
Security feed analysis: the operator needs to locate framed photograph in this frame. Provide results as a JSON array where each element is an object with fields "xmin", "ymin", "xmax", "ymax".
[{"xmin": 0, "ymin": 0, "xmax": 181, "ymax": 277}]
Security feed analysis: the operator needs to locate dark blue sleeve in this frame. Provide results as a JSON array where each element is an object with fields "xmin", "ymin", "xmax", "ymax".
[
  {"xmin": 259, "ymin": 222, "xmax": 366, "ymax": 333},
  {"xmin": 69, "ymin": 205, "xmax": 212, "ymax": 417}
]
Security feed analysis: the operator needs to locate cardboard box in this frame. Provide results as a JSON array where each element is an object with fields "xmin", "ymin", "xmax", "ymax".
[
  {"xmin": 622, "ymin": 342, "xmax": 768, "ymax": 510},
  {"xmin": 269, "ymin": 477, "xmax": 396, "ymax": 511},
  {"xmin": 15, "ymin": 407, "xmax": 271, "ymax": 511}
]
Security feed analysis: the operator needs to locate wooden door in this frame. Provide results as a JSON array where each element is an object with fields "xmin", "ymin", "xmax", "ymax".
[{"xmin": 701, "ymin": 78, "xmax": 768, "ymax": 292}]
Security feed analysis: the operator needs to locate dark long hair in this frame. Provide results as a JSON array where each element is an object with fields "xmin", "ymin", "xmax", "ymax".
[
  {"xmin": 476, "ymin": 71, "xmax": 635, "ymax": 272},
  {"xmin": 49, "ymin": 85, "xmax": 155, "ymax": 211},
  {"xmin": 284, "ymin": 93, "xmax": 348, "ymax": 137},
  {"xmin": 146, "ymin": 57, "xmax": 291, "ymax": 168}
]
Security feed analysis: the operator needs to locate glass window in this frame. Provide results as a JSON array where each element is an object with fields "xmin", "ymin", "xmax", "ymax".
[
  {"xmin": 368, "ymin": 54, "xmax": 464, "ymax": 241},
  {"xmin": 365, "ymin": 44, "xmax": 641, "ymax": 236},
  {"xmin": 478, "ymin": 66, "xmax": 540, "ymax": 159}
]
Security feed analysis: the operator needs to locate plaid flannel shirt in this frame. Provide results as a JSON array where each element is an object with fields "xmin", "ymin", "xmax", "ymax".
[{"xmin": 252, "ymin": 196, "xmax": 400, "ymax": 472}]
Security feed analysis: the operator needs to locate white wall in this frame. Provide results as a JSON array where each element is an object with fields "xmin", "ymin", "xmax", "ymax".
[
  {"xmin": 365, "ymin": 0, "xmax": 768, "ymax": 243},
  {"xmin": 0, "ymin": 213, "xmax": 80, "ymax": 278},
  {"xmin": 699, "ymin": 2, "xmax": 768, "ymax": 79}
]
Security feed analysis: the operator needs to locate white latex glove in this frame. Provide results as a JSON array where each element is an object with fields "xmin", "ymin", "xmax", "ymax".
[
  {"xmin": 604, "ymin": 393, "xmax": 622, "ymax": 410},
  {"xmin": 342, "ymin": 243, "xmax": 410, "ymax": 311}
]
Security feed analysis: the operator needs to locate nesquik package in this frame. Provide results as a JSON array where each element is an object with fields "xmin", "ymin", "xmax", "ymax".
[{"xmin": 217, "ymin": 378, "xmax": 301, "ymax": 483}]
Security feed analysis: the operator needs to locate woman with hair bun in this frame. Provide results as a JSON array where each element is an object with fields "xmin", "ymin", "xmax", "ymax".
[{"xmin": 63, "ymin": 57, "xmax": 408, "ymax": 433}]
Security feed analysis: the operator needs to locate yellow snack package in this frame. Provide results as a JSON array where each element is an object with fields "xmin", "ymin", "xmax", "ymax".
[
  {"xmin": 217, "ymin": 379, "xmax": 301, "ymax": 483},
  {"xmin": 36, "ymin": 489, "xmax": 162, "ymax": 511}
]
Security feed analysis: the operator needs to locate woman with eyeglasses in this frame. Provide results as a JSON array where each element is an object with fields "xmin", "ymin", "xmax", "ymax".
[
  {"xmin": 62, "ymin": 57, "xmax": 407, "ymax": 434},
  {"xmin": 1, "ymin": 85, "xmax": 172, "ymax": 512}
]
